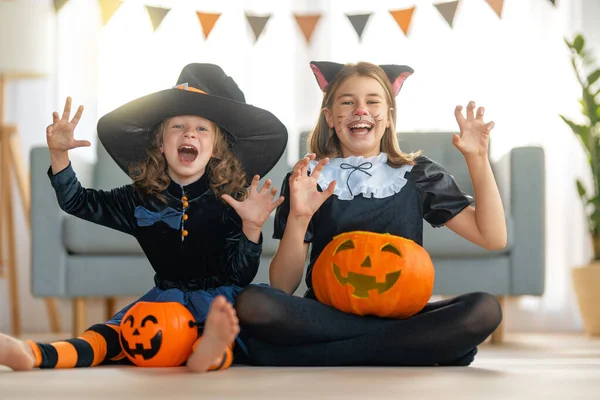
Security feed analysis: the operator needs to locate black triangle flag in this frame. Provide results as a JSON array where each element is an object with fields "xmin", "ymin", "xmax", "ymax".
[
  {"xmin": 346, "ymin": 13, "xmax": 372, "ymax": 41},
  {"xmin": 145, "ymin": 6, "xmax": 170, "ymax": 32},
  {"xmin": 245, "ymin": 13, "xmax": 272, "ymax": 43},
  {"xmin": 434, "ymin": 1, "xmax": 459, "ymax": 28}
]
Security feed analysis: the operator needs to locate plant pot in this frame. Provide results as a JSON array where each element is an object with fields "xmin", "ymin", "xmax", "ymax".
[{"xmin": 572, "ymin": 262, "xmax": 600, "ymax": 336}]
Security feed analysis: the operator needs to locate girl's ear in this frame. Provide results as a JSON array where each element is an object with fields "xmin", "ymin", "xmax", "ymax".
[{"xmin": 323, "ymin": 108, "xmax": 334, "ymax": 129}]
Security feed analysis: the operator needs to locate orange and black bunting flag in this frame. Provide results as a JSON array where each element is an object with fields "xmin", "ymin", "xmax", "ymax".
[
  {"xmin": 293, "ymin": 14, "xmax": 322, "ymax": 44},
  {"xmin": 346, "ymin": 13, "xmax": 372, "ymax": 41},
  {"xmin": 245, "ymin": 13, "xmax": 272, "ymax": 43},
  {"xmin": 53, "ymin": 0, "xmax": 69, "ymax": 13},
  {"xmin": 196, "ymin": 12, "xmax": 221, "ymax": 39},
  {"xmin": 145, "ymin": 6, "xmax": 171, "ymax": 32},
  {"xmin": 389, "ymin": 7, "xmax": 416, "ymax": 37},
  {"xmin": 485, "ymin": 0, "xmax": 504, "ymax": 18},
  {"xmin": 434, "ymin": 1, "xmax": 459, "ymax": 28},
  {"xmin": 99, "ymin": 0, "xmax": 124, "ymax": 26}
]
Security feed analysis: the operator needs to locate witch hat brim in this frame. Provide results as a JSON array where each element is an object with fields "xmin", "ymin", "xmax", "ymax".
[{"xmin": 97, "ymin": 64, "xmax": 288, "ymax": 182}]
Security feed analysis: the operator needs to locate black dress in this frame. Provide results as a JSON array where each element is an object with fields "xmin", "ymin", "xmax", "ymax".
[
  {"xmin": 49, "ymin": 163, "xmax": 261, "ymax": 348},
  {"xmin": 234, "ymin": 153, "xmax": 502, "ymax": 367}
]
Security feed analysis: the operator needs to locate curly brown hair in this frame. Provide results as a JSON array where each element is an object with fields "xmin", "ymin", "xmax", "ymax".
[
  {"xmin": 129, "ymin": 120, "xmax": 248, "ymax": 202},
  {"xmin": 307, "ymin": 61, "xmax": 420, "ymax": 168}
]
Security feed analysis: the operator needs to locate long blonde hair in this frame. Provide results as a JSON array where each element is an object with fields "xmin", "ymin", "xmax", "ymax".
[
  {"xmin": 307, "ymin": 62, "xmax": 419, "ymax": 167},
  {"xmin": 129, "ymin": 121, "xmax": 248, "ymax": 202}
]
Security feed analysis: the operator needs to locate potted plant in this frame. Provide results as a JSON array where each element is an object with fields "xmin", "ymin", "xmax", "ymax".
[{"xmin": 562, "ymin": 33, "xmax": 600, "ymax": 336}]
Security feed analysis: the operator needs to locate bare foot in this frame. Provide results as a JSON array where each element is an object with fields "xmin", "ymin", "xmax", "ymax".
[
  {"xmin": 0, "ymin": 333, "xmax": 36, "ymax": 371},
  {"xmin": 186, "ymin": 296, "xmax": 239, "ymax": 372}
]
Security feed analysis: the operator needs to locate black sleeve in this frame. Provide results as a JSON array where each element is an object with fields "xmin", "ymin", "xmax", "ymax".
[
  {"xmin": 272, "ymin": 172, "xmax": 315, "ymax": 242},
  {"xmin": 221, "ymin": 209, "xmax": 262, "ymax": 287},
  {"xmin": 48, "ymin": 162, "xmax": 137, "ymax": 235},
  {"xmin": 408, "ymin": 155, "xmax": 474, "ymax": 227}
]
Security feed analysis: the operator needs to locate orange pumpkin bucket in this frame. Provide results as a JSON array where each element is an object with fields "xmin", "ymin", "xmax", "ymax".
[{"xmin": 119, "ymin": 301, "xmax": 199, "ymax": 367}]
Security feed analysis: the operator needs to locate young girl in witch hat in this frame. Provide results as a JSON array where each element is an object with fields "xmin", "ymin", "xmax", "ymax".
[
  {"xmin": 234, "ymin": 61, "xmax": 506, "ymax": 367},
  {"xmin": 0, "ymin": 63, "xmax": 287, "ymax": 372}
]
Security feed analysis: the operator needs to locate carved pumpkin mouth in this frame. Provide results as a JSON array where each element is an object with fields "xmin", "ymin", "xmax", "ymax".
[
  {"xmin": 332, "ymin": 263, "xmax": 401, "ymax": 298},
  {"xmin": 120, "ymin": 328, "xmax": 163, "ymax": 360}
]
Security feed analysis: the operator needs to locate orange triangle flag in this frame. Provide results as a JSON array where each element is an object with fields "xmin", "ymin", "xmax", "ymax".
[
  {"xmin": 485, "ymin": 0, "xmax": 504, "ymax": 18},
  {"xmin": 389, "ymin": 7, "xmax": 415, "ymax": 37},
  {"xmin": 293, "ymin": 14, "xmax": 321, "ymax": 44},
  {"xmin": 196, "ymin": 12, "xmax": 221, "ymax": 39}
]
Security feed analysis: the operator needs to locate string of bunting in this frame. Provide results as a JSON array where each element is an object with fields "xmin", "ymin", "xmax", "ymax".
[{"xmin": 51, "ymin": 0, "xmax": 559, "ymax": 44}]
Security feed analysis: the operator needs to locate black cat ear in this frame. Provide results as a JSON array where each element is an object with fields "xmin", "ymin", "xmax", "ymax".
[
  {"xmin": 379, "ymin": 65, "xmax": 414, "ymax": 96},
  {"xmin": 310, "ymin": 61, "xmax": 345, "ymax": 92}
]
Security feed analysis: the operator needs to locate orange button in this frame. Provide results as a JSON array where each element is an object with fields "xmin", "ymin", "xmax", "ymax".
[
  {"xmin": 182, "ymin": 196, "xmax": 188, "ymax": 201},
  {"xmin": 183, "ymin": 201, "xmax": 189, "ymax": 208},
  {"xmin": 183, "ymin": 214, "xmax": 188, "ymax": 221},
  {"xmin": 182, "ymin": 230, "xmax": 189, "ymax": 237}
]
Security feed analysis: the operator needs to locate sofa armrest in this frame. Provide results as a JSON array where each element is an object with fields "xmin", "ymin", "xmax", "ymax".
[
  {"xmin": 497, "ymin": 146, "xmax": 546, "ymax": 295},
  {"xmin": 29, "ymin": 147, "xmax": 95, "ymax": 297}
]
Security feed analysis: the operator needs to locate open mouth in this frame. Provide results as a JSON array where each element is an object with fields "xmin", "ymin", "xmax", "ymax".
[
  {"xmin": 333, "ymin": 263, "xmax": 401, "ymax": 298},
  {"xmin": 177, "ymin": 145, "xmax": 198, "ymax": 164},
  {"xmin": 347, "ymin": 121, "xmax": 374, "ymax": 136}
]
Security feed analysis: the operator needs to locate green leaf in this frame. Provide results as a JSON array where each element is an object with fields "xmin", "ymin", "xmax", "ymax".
[
  {"xmin": 574, "ymin": 35, "xmax": 585, "ymax": 54},
  {"xmin": 584, "ymin": 88, "xmax": 599, "ymax": 125},
  {"xmin": 589, "ymin": 69, "xmax": 600, "ymax": 85},
  {"xmin": 577, "ymin": 179, "xmax": 588, "ymax": 199},
  {"xmin": 564, "ymin": 37, "xmax": 572, "ymax": 48},
  {"xmin": 560, "ymin": 115, "xmax": 590, "ymax": 140}
]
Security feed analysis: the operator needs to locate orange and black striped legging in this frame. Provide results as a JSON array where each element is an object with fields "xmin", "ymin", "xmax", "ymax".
[{"xmin": 27, "ymin": 323, "xmax": 232, "ymax": 370}]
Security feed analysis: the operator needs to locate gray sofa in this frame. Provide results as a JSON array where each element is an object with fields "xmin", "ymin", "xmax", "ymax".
[{"xmin": 30, "ymin": 142, "xmax": 293, "ymax": 336}]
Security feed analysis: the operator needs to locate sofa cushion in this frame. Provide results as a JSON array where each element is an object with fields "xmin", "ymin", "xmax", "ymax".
[
  {"xmin": 63, "ymin": 215, "xmax": 144, "ymax": 255},
  {"xmin": 422, "ymin": 214, "xmax": 514, "ymax": 258}
]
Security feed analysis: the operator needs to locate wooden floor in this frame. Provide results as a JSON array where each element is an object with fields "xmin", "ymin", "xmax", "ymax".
[{"xmin": 1, "ymin": 333, "xmax": 599, "ymax": 399}]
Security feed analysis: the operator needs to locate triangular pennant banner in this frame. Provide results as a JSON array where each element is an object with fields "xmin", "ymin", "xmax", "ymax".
[
  {"xmin": 145, "ymin": 5, "xmax": 170, "ymax": 32},
  {"xmin": 389, "ymin": 7, "xmax": 415, "ymax": 37},
  {"xmin": 245, "ymin": 14, "xmax": 271, "ymax": 43},
  {"xmin": 346, "ymin": 13, "xmax": 372, "ymax": 41},
  {"xmin": 99, "ymin": 0, "xmax": 123, "ymax": 26},
  {"xmin": 434, "ymin": 1, "xmax": 459, "ymax": 27},
  {"xmin": 196, "ymin": 12, "xmax": 221, "ymax": 39},
  {"xmin": 293, "ymin": 14, "xmax": 321, "ymax": 44},
  {"xmin": 53, "ymin": 0, "xmax": 69, "ymax": 13},
  {"xmin": 485, "ymin": 0, "xmax": 504, "ymax": 18}
]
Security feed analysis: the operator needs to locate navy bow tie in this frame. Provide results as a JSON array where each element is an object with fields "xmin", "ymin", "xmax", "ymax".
[
  {"xmin": 134, "ymin": 206, "xmax": 183, "ymax": 230},
  {"xmin": 340, "ymin": 161, "xmax": 374, "ymax": 197}
]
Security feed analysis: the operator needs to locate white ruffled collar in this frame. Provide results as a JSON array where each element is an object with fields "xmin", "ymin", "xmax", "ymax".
[{"xmin": 307, "ymin": 152, "xmax": 413, "ymax": 200}]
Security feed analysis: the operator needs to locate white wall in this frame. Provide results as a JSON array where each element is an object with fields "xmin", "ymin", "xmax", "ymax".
[{"xmin": 1, "ymin": 0, "xmax": 599, "ymax": 334}]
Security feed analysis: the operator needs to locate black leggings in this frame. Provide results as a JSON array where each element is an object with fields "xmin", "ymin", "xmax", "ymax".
[{"xmin": 234, "ymin": 286, "xmax": 502, "ymax": 366}]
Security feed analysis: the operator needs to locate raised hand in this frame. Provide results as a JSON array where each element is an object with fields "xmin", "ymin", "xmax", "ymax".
[
  {"xmin": 453, "ymin": 101, "xmax": 495, "ymax": 158},
  {"xmin": 288, "ymin": 154, "xmax": 336, "ymax": 220},
  {"xmin": 222, "ymin": 175, "xmax": 284, "ymax": 232},
  {"xmin": 46, "ymin": 97, "xmax": 91, "ymax": 153}
]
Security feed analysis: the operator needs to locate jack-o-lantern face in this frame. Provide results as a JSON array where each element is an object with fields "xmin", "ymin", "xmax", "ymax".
[
  {"xmin": 119, "ymin": 301, "xmax": 199, "ymax": 367},
  {"xmin": 312, "ymin": 231, "xmax": 435, "ymax": 319},
  {"xmin": 120, "ymin": 314, "xmax": 162, "ymax": 361}
]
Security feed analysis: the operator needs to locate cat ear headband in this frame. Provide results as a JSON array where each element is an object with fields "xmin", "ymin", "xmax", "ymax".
[{"xmin": 309, "ymin": 61, "xmax": 414, "ymax": 96}]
